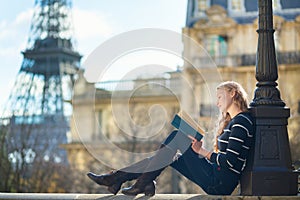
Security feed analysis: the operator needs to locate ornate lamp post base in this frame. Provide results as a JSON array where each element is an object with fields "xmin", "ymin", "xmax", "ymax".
[
  {"xmin": 241, "ymin": 171, "xmax": 298, "ymax": 195},
  {"xmin": 241, "ymin": 107, "xmax": 298, "ymax": 195}
]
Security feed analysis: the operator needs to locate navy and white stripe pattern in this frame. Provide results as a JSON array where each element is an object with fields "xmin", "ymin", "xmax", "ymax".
[{"xmin": 210, "ymin": 112, "xmax": 254, "ymax": 175}]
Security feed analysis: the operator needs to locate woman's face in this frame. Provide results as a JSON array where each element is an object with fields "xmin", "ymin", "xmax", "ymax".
[{"xmin": 216, "ymin": 88, "xmax": 234, "ymax": 113}]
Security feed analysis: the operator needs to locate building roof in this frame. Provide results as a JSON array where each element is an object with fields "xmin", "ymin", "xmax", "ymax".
[{"xmin": 186, "ymin": 0, "xmax": 300, "ymax": 27}]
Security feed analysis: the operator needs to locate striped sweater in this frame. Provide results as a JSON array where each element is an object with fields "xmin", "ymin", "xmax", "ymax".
[{"xmin": 210, "ymin": 112, "xmax": 254, "ymax": 175}]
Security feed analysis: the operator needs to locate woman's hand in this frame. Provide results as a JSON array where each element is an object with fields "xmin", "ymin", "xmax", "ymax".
[
  {"xmin": 188, "ymin": 135, "xmax": 203, "ymax": 153},
  {"xmin": 188, "ymin": 135, "xmax": 211, "ymax": 159}
]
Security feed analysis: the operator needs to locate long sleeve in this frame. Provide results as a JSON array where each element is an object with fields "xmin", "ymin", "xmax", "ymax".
[{"xmin": 210, "ymin": 113, "xmax": 254, "ymax": 174}]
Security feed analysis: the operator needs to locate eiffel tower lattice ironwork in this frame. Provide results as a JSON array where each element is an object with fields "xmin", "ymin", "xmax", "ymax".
[{"xmin": 0, "ymin": 0, "xmax": 81, "ymax": 191}]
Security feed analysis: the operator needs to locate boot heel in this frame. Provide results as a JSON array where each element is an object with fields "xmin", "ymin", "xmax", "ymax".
[
  {"xmin": 144, "ymin": 181, "xmax": 156, "ymax": 196},
  {"xmin": 107, "ymin": 182, "xmax": 122, "ymax": 195}
]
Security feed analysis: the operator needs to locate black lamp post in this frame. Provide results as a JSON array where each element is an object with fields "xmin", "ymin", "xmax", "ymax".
[{"xmin": 240, "ymin": 0, "xmax": 298, "ymax": 195}]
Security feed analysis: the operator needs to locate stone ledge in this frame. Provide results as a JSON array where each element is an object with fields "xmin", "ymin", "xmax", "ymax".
[{"xmin": 0, "ymin": 193, "xmax": 299, "ymax": 200}]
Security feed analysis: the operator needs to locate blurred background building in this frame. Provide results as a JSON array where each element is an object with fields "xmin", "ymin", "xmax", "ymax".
[{"xmin": 67, "ymin": 0, "xmax": 300, "ymax": 193}]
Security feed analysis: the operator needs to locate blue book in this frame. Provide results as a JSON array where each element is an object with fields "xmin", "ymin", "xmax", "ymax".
[{"xmin": 171, "ymin": 111, "xmax": 204, "ymax": 141}]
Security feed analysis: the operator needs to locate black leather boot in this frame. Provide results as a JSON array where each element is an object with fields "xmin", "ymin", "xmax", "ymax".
[
  {"xmin": 87, "ymin": 171, "xmax": 138, "ymax": 194},
  {"xmin": 122, "ymin": 179, "xmax": 156, "ymax": 196},
  {"xmin": 87, "ymin": 158, "xmax": 150, "ymax": 194},
  {"xmin": 121, "ymin": 171, "xmax": 160, "ymax": 196},
  {"xmin": 121, "ymin": 145, "xmax": 175, "ymax": 196}
]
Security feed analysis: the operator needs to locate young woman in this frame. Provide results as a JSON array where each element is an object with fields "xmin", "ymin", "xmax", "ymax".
[{"xmin": 87, "ymin": 81, "xmax": 254, "ymax": 196}]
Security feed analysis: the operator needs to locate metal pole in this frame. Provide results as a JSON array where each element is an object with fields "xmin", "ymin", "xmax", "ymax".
[
  {"xmin": 250, "ymin": 0, "xmax": 285, "ymax": 107},
  {"xmin": 240, "ymin": 0, "xmax": 298, "ymax": 195}
]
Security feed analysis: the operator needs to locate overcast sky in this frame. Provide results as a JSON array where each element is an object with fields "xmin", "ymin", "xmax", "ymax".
[{"xmin": 0, "ymin": 0, "xmax": 188, "ymax": 113}]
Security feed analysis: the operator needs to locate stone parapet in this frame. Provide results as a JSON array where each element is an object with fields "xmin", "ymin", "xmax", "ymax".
[{"xmin": 0, "ymin": 193, "xmax": 299, "ymax": 200}]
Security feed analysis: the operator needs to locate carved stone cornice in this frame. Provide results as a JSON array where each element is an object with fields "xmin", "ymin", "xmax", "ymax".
[
  {"xmin": 295, "ymin": 15, "xmax": 300, "ymax": 23},
  {"xmin": 273, "ymin": 15, "xmax": 285, "ymax": 31},
  {"xmin": 193, "ymin": 5, "xmax": 237, "ymax": 33}
]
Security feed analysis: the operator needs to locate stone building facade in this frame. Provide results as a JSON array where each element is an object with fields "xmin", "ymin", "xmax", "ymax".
[
  {"xmin": 183, "ymin": 0, "xmax": 300, "ymax": 163},
  {"xmin": 63, "ymin": 0, "xmax": 300, "ymax": 193}
]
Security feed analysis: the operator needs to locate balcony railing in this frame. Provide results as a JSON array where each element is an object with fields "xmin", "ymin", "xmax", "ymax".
[
  {"xmin": 193, "ymin": 51, "xmax": 300, "ymax": 67},
  {"xmin": 95, "ymin": 77, "xmax": 182, "ymax": 98}
]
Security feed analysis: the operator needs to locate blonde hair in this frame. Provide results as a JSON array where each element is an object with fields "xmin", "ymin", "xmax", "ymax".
[{"xmin": 214, "ymin": 81, "xmax": 249, "ymax": 151}]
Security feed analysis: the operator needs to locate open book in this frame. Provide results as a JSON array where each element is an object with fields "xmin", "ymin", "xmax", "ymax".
[{"xmin": 171, "ymin": 110, "xmax": 205, "ymax": 141}]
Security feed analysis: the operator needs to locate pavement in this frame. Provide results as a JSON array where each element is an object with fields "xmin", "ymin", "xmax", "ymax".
[{"xmin": 0, "ymin": 193, "xmax": 299, "ymax": 200}]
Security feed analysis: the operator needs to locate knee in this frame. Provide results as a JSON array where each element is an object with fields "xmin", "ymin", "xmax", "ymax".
[
  {"xmin": 170, "ymin": 130, "xmax": 179, "ymax": 137},
  {"xmin": 163, "ymin": 130, "xmax": 179, "ymax": 146}
]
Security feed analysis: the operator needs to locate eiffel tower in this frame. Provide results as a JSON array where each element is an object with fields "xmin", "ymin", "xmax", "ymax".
[{"xmin": 0, "ymin": 0, "xmax": 81, "ymax": 191}]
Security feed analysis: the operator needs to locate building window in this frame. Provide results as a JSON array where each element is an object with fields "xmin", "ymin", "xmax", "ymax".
[
  {"xmin": 98, "ymin": 110, "xmax": 103, "ymax": 125},
  {"xmin": 205, "ymin": 35, "xmax": 228, "ymax": 57},
  {"xmin": 273, "ymin": 0, "xmax": 281, "ymax": 11},
  {"xmin": 97, "ymin": 110, "xmax": 104, "ymax": 139},
  {"xmin": 229, "ymin": 0, "xmax": 245, "ymax": 12},
  {"xmin": 274, "ymin": 31, "xmax": 280, "ymax": 50},
  {"xmin": 198, "ymin": 0, "xmax": 209, "ymax": 12},
  {"xmin": 199, "ymin": 103, "xmax": 218, "ymax": 117},
  {"xmin": 195, "ymin": 0, "xmax": 209, "ymax": 16}
]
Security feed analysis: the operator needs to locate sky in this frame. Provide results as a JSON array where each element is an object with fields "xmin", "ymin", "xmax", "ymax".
[{"xmin": 0, "ymin": 0, "xmax": 188, "ymax": 113}]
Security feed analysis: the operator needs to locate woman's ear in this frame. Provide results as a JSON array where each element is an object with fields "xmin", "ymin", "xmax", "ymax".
[{"xmin": 230, "ymin": 90, "xmax": 236, "ymax": 98}]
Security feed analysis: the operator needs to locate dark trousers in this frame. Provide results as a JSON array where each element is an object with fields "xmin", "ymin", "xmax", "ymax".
[{"xmin": 163, "ymin": 130, "xmax": 239, "ymax": 195}]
